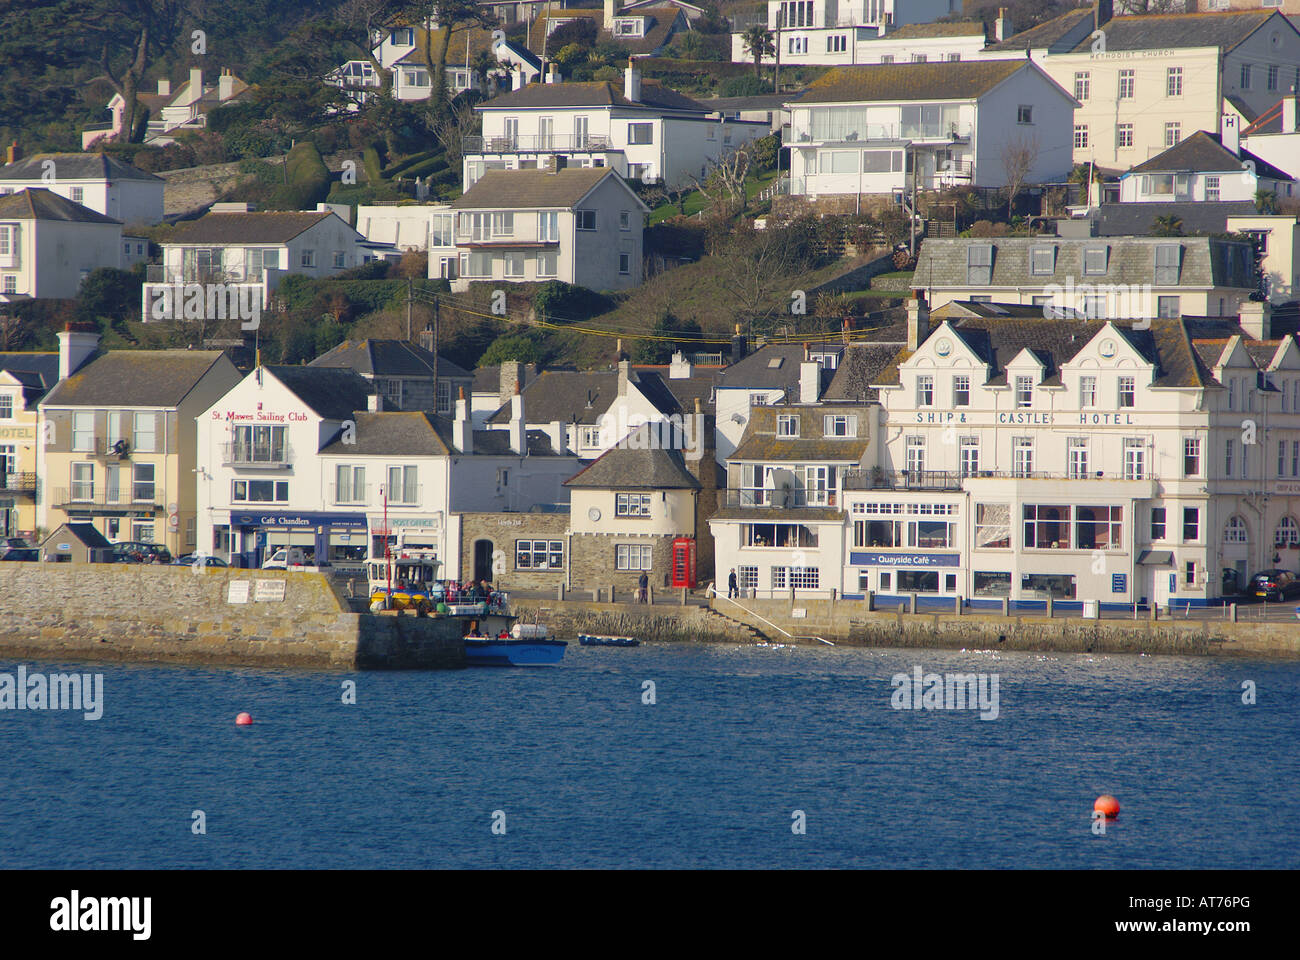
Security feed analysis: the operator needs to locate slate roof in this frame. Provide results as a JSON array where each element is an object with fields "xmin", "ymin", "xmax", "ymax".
[
  {"xmin": 983, "ymin": 6, "xmax": 1094, "ymax": 53},
  {"xmin": 631, "ymin": 365, "xmax": 722, "ymax": 415},
  {"xmin": 823, "ymin": 342, "xmax": 906, "ymax": 402},
  {"xmin": 42, "ymin": 351, "xmax": 231, "ymax": 407},
  {"xmin": 265, "ymin": 365, "xmax": 375, "ymax": 420},
  {"xmin": 868, "ymin": 316, "xmax": 1214, "ymax": 391},
  {"xmin": 1094, "ymin": 201, "xmax": 1260, "ymax": 237},
  {"xmin": 0, "ymin": 188, "xmax": 121, "ymax": 224},
  {"xmin": 716, "ymin": 344, "xmax": 841, "ymax": 393},
  {"xmin": 470, "ymin": 428, "xmax": 561, "ymax": 457},
  {"xmin": 563, "ymin": 423, "xmax": 700, "ymax": 489},
  {"xmin": 795, "ymin": 59, "xmax": 1032, "ymax": 104},
  {"xmin": 1128, "ymin": 131, "xmax": 1291, "ymax": 180},
  {"xmin": 914, "ymin": 236, "xmax": 1258, "ymax": 291},
  {"xmin": 1060, "ymin": 10, "xmax": 1282, "ymax": 54},
  {"xmin": 0, "ymin": 153, "xmax": 163, "ymax": 182},
  {"xmin": 318, "ymin": 411, "xmax": 448, "ymax": 456},
  {"xmin": 485, "ymin": 367, "xmax": 678, "ymax": 425},
  {"xmin": 0, "ymin": 352, "xmax": 59, "ymax": 404},
  {"xmin": 451, "ymin": 168, "xmax": 626, "ymax": 210},
  {"xmin": 478, "ymin": 77, "xmax": 704, "ymax": 113},
  {"xmin": 310, "ymin": 339, "xmax": 472, "ymax": 381},
  {"xmin": 930, "ymin": 300, "xmax": 1085, "ymax": 320},
  {"xmin": 730, "ymin": 404, "xmax": 870, "ymax": 463},
  {"xmin": 472, "ymin": 362, "xmax": 542, "ymax": 395},
  {"xmin": 46, "ymin": 522, "xmax": 113, "ymax": 549},
  {"xmin": 163, "ymin": 211, "xmax": 337, "ymax": 245}
]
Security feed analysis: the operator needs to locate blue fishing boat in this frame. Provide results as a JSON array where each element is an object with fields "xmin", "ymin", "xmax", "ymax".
[
  {"xmin": 463, "ymin": 636, "xmax": 568, "ymax": 666},
  {"xmin": 578, "ymin": 634, "xmax": 640, "ymax": 647}
]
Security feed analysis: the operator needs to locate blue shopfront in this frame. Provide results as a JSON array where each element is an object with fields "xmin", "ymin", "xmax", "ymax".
[
  {"xmin": 229, "ymin": 510, "xmax": 367, "ymax": 568},
  {"xmin": 848, "ymin": 551, "xmax": 963, "ymax": 604}
]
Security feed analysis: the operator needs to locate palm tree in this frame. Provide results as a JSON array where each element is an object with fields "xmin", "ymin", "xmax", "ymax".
[
  {"xmin": 741, "ymin": 26, "xmax": 775, "ymax": 81},
  {"xmin": 1255, "ymin": 189, "xmax": 1280, "ymax": 214},
  {"xmin": 1151, "ymin": 214, "xmax": 1184, "ymax": 237}
]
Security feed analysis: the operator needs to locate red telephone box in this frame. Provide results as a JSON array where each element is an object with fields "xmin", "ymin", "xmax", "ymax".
[{"xmin": 670, "ymin": 537, "xmax": 696, "ymax": 589}]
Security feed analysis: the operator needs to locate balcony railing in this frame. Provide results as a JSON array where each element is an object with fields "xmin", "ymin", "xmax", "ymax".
[
  {"xmin": 221, "ymin": 441, "xmax": 293, "ymax": 468},
  {"xmin": 843, "ymin": 469, "xmax": 1153, "ymax": 491},
  {"xmin": 0, "ymin": 472, "xmax": 36, "ymax": 496},
  {"xmin": 383, "ymin": 485, "xmax": 423, "ymax": 506},
  {"xmin": 329, "ymin": 483, "xmax": 370, "ymax": 506},
  {"xmin": 464, "ymin": 134, "xmax": 614, "ymax": 153},
  {"xmin": 790, "ymin": 122, "xmax": 973, "ymax": 145},
  {"xmin": 53, "ymin": 486, "xmax": 162, "ymax": 509},
  {"xmin": 146, "ymin": 265, "xmax": 271, "ymax": 284},
  {"xmin": 721, "ymin": 488, "xmax": 839, "ymax": 509}
]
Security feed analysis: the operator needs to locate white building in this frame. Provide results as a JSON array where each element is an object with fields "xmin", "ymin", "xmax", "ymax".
[
  {"xmin": 142, "ymin": 208, "xmax": 373, "ymax": 320},
  {"xmin": 463, "ymin": 66, "xmax": 768, "ymax": 190},
  {"xmin": 1241, "ymin": 93, "xmax": 1300, "ymax": 180},
  {"xmin": 1117, "ymin": 128, "xmax": 1295, "ymax": 204},
  {"xmin": 732, "ymin": 4, "xmax": 986, "ymax": 68},
  {"xmin": 195, "ymin": 364, "xmax": 577, "ymax": 572},
  {"xmin": 785, "ymin": 58, "xmax": 1076, "ymax": 200},
  {"xmin": 427, "ymin": 167, "xmax": 648, "ymax": 291},
  {"xmin": 329, "ymin": 23, "xmax": 484, "ymax": 107},
  {"xmin": 82, "ymin": 68, "xmax": 249, "ymax": 150},
  {"xmin": 0, "ymin": 190, "xmax": 127, "ymax": 302},
  {"xmin": 0, "ymin": 153, "xmax": 164, "ymax": 226},
  {"xmin": 980, "ymin": 3, "xmax": 1300, "ymax": 171}
]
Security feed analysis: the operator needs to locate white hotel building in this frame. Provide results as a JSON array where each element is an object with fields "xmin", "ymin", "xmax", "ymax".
[{"xmin": 713, "ymin": 301, "xmax": 1300, "ymax": 609}]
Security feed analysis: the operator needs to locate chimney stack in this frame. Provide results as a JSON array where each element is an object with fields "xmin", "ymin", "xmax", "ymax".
[
  {"xmin": 1285, "ymin": 90, "xmax": 1298, "ymax": 134},
  {"xmin": 1222, "ymin": 113, "xmax": 1240, "ymax": 157},
  {"xmin": 799, "ymin": 349, "xmax": 820, "ymax": 404},
  {"xmin": 604, "ymin": 0, "xmax": 616, "ymax": 31},
  {"xmin": 994, "ymin": 8, "xmax": 1012, "ymax": 43},
  {"xmin": 624, "ymin": 63, "xmax": 641, "ymax": 103},
  {"xmin": 218, "ymin": 69, "xmax": 235, "ymax": 101},
  {"xmin": 188, "ymin": 67, "xmax": 204, "ymax": 105},
  {"xmin": 157, "ymin": 78, "xmax": 171, "ymax": 97},
  {"xmin": 57, "ymin": 323, "xmax": 100, "ymax": 381},
  {"xmin": 418, "ymin": 322, "xmax": 436, "ymax": 355},
  {"xmin": 906, "ymin": 296, "xmax": 930, "ymax": 352},
  {"xmin": 5, "ymin": 141, "xmax": 19, "ymax": 165},
  {"xmin": 669, "ymin": 350, "xmax": 692, "ymax": 379},
  {"xmin": 453, "ymin": 387, "xmax": 473, "ymax": 453},
  {"xmin": 1240, "ymin": 300, "xmax": 1273, "ymax": 341},
  {"xmin": 508, "ymin": 381, "xmax": 526, "ymax": 455},
  {"xmin": 498, "ymin": 360, "xmax": 523, "ymax": 406},
  {"xmin": 617, "ymin": 359, "xmax": 634, "ymax": 396},
  {"xmin": 730, "ymin": 324, "xmax": 747, "ymax": 363},
  {"xmin": 367, "ymin": 392, "xmax": 382, "ymax": 412}
]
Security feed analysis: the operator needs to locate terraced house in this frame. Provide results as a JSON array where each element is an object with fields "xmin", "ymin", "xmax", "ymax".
[
  {"xmin": 0, "ymin": 350, "xmax": 57, "ymax": 541},
  {"xmin": 36, "ymin": 330, "xmax": 241, "ymax": 557}
]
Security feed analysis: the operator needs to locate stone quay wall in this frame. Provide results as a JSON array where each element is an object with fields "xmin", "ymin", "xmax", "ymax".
[
  {"xmin": 0, "ymin": 564, "xmax": 463, "ymax": 670},
  {"xmin": 513, "ymin": 599, "xmax": 759, "ymax": 645}
]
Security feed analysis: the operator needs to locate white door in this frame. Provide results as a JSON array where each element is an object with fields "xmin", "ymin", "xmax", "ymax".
[{"xmin": 574, "ymin": 116, "xmax": 588, "ymax": 149}]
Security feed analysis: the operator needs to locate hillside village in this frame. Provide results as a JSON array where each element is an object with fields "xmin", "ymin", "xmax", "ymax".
[{"xmin": 7, "ymin": 0, "xmax": 1300, "ymax": 613}]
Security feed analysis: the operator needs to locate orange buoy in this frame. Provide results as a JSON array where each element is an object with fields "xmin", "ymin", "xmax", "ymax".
[
  {"xmin": 235, "ymin": 712, "xmax": 253, "ymax": 726},
  {"xmin": 1094, "ymin": 795, "xmax": 1120, "ymax": 819}
]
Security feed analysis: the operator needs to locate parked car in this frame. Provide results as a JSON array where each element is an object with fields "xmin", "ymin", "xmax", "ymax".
[
  {"xmin": 1250, "ymin": 569, "xmax": 1300, "ymax": 601},
  {"xmin": 176, "ymin": 554, "xmax": 229, "ymax": 568},
  {"xmin": 262, "ymin": 547, "xmax": 330, "ymax": 570},
  {"xmin": 0, "ymin": 537, "xmax": 31, "ymax": 558},
  {"xmin": 112, "ymin": 541, "xmax": 173, "ymax": 564},
  {"xmin": 0, "ymin": 548, "xmax": 38, "ymax": 561}
]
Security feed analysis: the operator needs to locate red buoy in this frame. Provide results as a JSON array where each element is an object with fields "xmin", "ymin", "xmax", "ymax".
[
  {"xmin": 235, "ymin": 712, "xmax": 253, "ymax": 726},
  {"xmin": 1094, "ymin": 795, "xmax": 1120, "ymax": 819}
]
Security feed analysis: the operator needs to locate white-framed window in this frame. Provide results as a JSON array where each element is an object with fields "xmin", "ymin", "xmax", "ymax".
[
  {"xmin": 335, "ymin": 464, "xmax": 366, "ymax": 503},
  {"xmin": 916, "ymin": 374, "xmax": 934, "ymax": 406},
  {"xmin": 627, "ymin": 122, "xmax": 653, "ymax": 145},
  {"xmin": 537, "ymin": 251, "xmax": 557, "ymax": 278},
  {"xmin": 777, "ymin": 414, "xmax": 799, "ymax": 438},
  {"xmin": 1225, "ymin": 437, "xmax": 1235, "ymax": 478},
  {"xmin": 959, "ymin": 437, "xmax": 979, "ymax": 477},
  {"xmin": 0, "ymin": 224, "xmax": 14, "ymax": 258},
  {"xmin": 905, "ymin": 435, "xmax": 925, "ymax": 473},
  {"xmin": 1030, "ymin": 246, "xmax": 1055, "ymax": 275},
  {"xmin": 1118, "ymin": 376, "xmax": 1136, "ymax": 408},
  {"xmin": 491, "ymin": 212, "xmax": 514, "ymax": 237},
  {"xmin": 516, "ymin": 539, "xmax": 564, "ymax": 569},
  {"xmin": 132, "ymin": 521, "xmax": 155, "ymax": 543},
  {"xmin": 1015, "ymin": 375, "xmax": 1033, "ymax": 408},
  {"xmin": 392, "ymin": 27, "xmax": 414, "ymax": 45},
  {"xmin": 0, "ymin": 394, "xmax": 11, "ymax": 419},
  {"xmin": 1167, "ymin": 67, "xmax": 1182, "ymax": 97},
  {"xmin": 70, "ymin": 461, "xmax": 94, "ymax": 501},
  {"xmin": 1117, "ymin": 124, "xmax": 1133, "ymax": 149},
  {"xmin": 615, "ymin": 543, "xmax": 653, "ymax": 570},
  {"xmin": 1017, "ymin": 105, "xmax": 1033, "ymax": 124},
  {"xmin": 1067, "ymin": 437, "xmax": 1089, "ymax": 479},
  {"xmin": 300, "ymin": 249, "xmax": 316, "ymax": 268},
  {"xmin": 1205, "ymin": 175, "xmax": 1220, "ymax": 202},
  {"xmin": 1013, "ymin": 437, "xmax": 1033, "ymax": 477},
  {"xmin": 386, "ymin": 465, "xmax": 418, "ymax": 504},
  {"xmin": 538, "ymin": 211, "xmax": 558, "ymax": 241},
  {"xmin": 952, "ymin": 375, "xmax": 970, "ymax": 406},
  {"xmin": 736, "ymin": 566, "xmax": 758, "ymax": 590},
  {"xmin": 1277, "ymin": 516, "xmax": 1300, "ymax": 547},
  {"xmin": 505, "ymin": 252, "xmax": 525, "ymax": 278},
  {"xmin": 1240, "ymin": 63, "xmax": 1251, "ymax": 89},
  {"xmin": 72, "ymin": 411, "xmax": 94, "ymax": 451},
  {"xmin": 823, "ymin": 414, "xmax": 857, "ymax": 437},
  {"xmin": 232, "ymin": 479, "xmax": 289, "ymax": 502},
  {"xmin": 1118, "ymin": 69, "xmax": 1134, "ymax": 99},
  {"xmin": 1164, "ymin": 122, "xmax": 1180, "ymax": 147},
  {"xmin": 1074, "ymin": 125, "xmax": 1088, "ymax": 149},
  {"xmin": 132, "ymin": 462, "xmax": 155, "ymax": 502},
  {"xmin": 615, "ymin": 493, "xmax": 652, "ymax": 517},
  {"xmin": 619, "ymin": 210, "xmax": 631, "ymax": 231},
  {"xmin": 1225, "ymin": 516, "xmax": 1248, "ymax": 544},
  {"xmin": 580, "ymin": 426, "xmax": 601, "ymax": 448},
  {"xmin": 1183, "ymin": 506, "xmax": 1200, "ymax": 542},
  {"xmin": 1123, "ymin": 438, "xmax": 1145, "ymax": 480},
  {"xmin": 70, "ymin": 186, "xmax": 84, "ymax": 204},
  {"xmin": 576, "ymin": 210, "xmax": 597, "ymax": 231},
  {"xmin": 1, "ymin": 275, "xmax": 15, "ymax": 294},
  {"xmin": 1184, "ymin": 437, "xmax": 1201, "ymax": 477},
  {"xmin": 618, "ymin": 252, "xmax": 631, "ymax": 275},
  {"xmin": 1074, "ymin": 71, "xmax": 1090, "ymax": 101},
  {"xmin": 332, "ymin": 250, "xmax": 346, "ymax": 269},
  {"xmin": 1268, "ymin": 64, "xmax": 1280, "ymax": 92}
]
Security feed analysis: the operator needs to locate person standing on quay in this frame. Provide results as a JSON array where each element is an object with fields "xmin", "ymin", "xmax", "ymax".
[
  {"xmin": 638, "ymin": 570, "xmax": 649, "ymax": 604},
  {"xmin": 728, "ymin": 569, "xmax": 739, "ymax": 598}
]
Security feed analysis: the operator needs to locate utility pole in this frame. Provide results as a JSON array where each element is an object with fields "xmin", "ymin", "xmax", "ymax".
[
  {"xmin": 405, "ymin": 277, "xmax": 413, "ymax": 341},
  {"xmin": 432, "ymin": 295, "xmax": 441, "ymax": 414}
]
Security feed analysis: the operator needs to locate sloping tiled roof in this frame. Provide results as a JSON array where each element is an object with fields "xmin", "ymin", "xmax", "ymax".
[
  {"xmin": 563, "ymin": 423, "xmax": 700, "ymax": 489},
  {"xmin": 472, "ymin": 362, "xmax": 541, "ymax": 395},
  {"xmin": 0, "ymin": 352, "xmax": 59, "ymax": 404},
  {"xmin": 266, "ymin": 365, "xmax": 375, "ymax": 420},
  {"xmin": 914, "ymin": 235, "xmax": 1257, "ymax": 290},
  {"xmin": 730, "ymin": 404, "xmax": 870, "ymax": 462},
  {"xmin": 0, "ymin": 188, "xmax": 120, "ymax": 224},
  {"xmin": 0, "ymin": 153, "xmax": 163, "ymax": 182},
  {"xmin": 478, "ymin": 77, "xmax": 705, "ymax": 113},
  {"xmin": 1094, "ymin": 201, "xmax": 1260, "ymax": 237},
  {"xmin": 310, "ymin": 339, "xmax": 472, "ymax": 381},
  {"xmin": 796, "ymin": 59, "xmax": 1033, "ymax": 104},
  {"xmin": 983, "ymin": 7, "xmax": 1095, "ymax": 52},
  {"xmin": 318, "ymin": 411, "xmax": 449, "ymax": 456},
  {"xmin": 823, "ymin": 342, "xmax": 906, "ymax": 402},
  {"xmin": 1128, "ymin": 130, "xmax": 1291, "ymax": 180},
  {"xmin": 1061, "ymin": 10, "xmax": 1282, "ymax": 54},
  {"xmin": 163, "ymin": 211, "xmax": 336, "ymax": 245},
  {"xmin": 42, "ymin": 351, "xmax": 231, "ymax": 407},
  {"xmin": 716, "ymin": 344, "xmax": 840, "ymax": 393},
  {"xmin": 631, "ymin": 365, "xmax": 721, "ymax": 415},
  {"xmin": 485, "ymin": 366, "xmax": 678, "ymax": 425},
  {"xmin": 451, "ymin": 167, "xmax": 620, "ymax": 210}
]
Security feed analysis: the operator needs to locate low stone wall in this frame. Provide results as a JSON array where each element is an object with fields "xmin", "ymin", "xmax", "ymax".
[
  {"xmin": 0, "ymin": 564, "xmax": 463, "ymax": 670},
  {"xmin": 711, "ymin": 596, "xmax": 1300, "ymax": 659},
  {"xmin": 513, "ymin": 600, "xmax": 757, "ymax": 645}
]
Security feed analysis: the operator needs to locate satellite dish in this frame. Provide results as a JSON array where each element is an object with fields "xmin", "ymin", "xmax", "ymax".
[{"xmin": 730, "ymin": 413, "xmax": 747, "ymax": 424}]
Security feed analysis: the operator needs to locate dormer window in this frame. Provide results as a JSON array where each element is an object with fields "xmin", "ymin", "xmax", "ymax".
[
  {"xmin": 1083, "ymin": 247, "xmax": 1108, "ymax": 275},
  {"xmin": 613, "ymin": 17, "xmax": 645, "ymax": 37},
  {"xmin": 1015, "ymin": 375, "xmax": 1034, "ymax": 408},
  {"xmin": 1154, "ymin": 243, "xmax": 1182, "ymax": 284},
  {"xmin": 967, "ymin": 244, "xmax": 993, "ymax": 284},
  {"xmin": 777, "ymin": 414, "xmax": 799, "ymax": 438},
  {"xmin": 392, "ymin": 27, "xmax": 414, "ymax": 46},
  {"xmin": 1030, "ymin": 246, "xmax": 1055, "ymax": 276}
]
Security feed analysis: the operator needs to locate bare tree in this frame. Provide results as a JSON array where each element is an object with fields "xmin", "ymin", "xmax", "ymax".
[
  {"xmin": 690, "ymin": 142, "xmax": 755, "ymax": 219},
  {"xmin": 425, "ymin": 93, "xmax": 480, "ymax": 169},
  {"xmin": 1000, "ymin": 133, "xmax": 1039, "ymax": 220},
  {"xmin": 713, "ymin": 221, "xmax": 808, "ymax": 335}
]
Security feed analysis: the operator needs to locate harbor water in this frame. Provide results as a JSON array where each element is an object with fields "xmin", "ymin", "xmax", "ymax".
[{"xmin": 2, "ymin": 644, "xmax": 1297, "ymax": 869}]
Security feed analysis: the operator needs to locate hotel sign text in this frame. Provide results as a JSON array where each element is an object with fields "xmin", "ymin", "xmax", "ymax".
[{"xmin": 915, "ymin": 411, "xmax": 1138, "ymax": 426}]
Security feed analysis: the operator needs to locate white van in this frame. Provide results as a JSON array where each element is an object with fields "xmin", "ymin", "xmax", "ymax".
[{"xmin": 262, "ymin": 548, "xmax": 331, "ymax": 571}]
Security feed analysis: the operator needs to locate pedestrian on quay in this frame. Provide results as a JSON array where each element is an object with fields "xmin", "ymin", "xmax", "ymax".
[
  {"xmin": 728, "ymin": 568, "xmax": 739, "ymax": 598},
  {"xmin": 638, "ymin": 570, "xmax": 649, "ymax": 604}
]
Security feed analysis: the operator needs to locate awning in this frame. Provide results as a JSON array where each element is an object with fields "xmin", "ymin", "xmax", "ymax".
[{"xmin": 1136, "ymin": 550, "xmax": 1174, "ymax": 565}]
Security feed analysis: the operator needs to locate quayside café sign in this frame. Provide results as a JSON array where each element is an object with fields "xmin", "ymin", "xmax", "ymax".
[
  {"xmin": 914, "ymin": 411, "xmax": 1138, "ymax": 426},
  {"xmin": 851, "ymin": 551, "xmax": 961, "ymax": 568}
]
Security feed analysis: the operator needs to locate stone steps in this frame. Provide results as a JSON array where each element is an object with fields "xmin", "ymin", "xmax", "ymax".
[{"xmin": 700, "ymin": 605, "xmax": 769, "ymax": 643}]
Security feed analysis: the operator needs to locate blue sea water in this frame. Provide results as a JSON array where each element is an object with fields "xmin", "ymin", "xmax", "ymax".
[{"xmin": 1, "ymin": 644, "xmax": 1297, "ymax": 869}]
